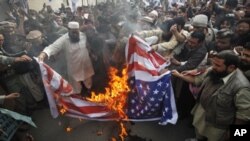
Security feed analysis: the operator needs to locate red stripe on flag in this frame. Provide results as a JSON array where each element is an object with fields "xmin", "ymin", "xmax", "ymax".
[
  {"xmin": 127, "ymin": 36, "xmax": 166, "ymax": 69},
  {"xmin": 150, "ymin": 52, "xmax": 166, "ymax": 65},
  {"xmin": 127, "ymin": 36, "xmax": 137, "ymax": 62},
  {"xmin": 60, "ymin": 98, "xmax": 110, "ymax": 115},
  {"xmin": 43, "ymin": 63, "xmax": 54, "ymax": 83},
  {"xmin": 54, "ymin": 78, "xmax": 73, "ymax": 94},
  {"xmin": 127, "ymin": 62, "xmax": 159, "ymax": 76}
]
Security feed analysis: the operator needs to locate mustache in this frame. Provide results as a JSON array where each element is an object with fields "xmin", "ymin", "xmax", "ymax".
[
  {"xmin": 69, "ymin": 33, "xmax": 80, "ymax": 43},
  {"xmin": 69, "ymin": 36, "xmax": 80, "ymax": 43}
]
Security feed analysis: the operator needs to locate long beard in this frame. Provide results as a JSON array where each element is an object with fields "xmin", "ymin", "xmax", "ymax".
[
  {"xmin": 69, "ymin": 35, "xmax": 80, "ymax": 43},
  {"xmin": 208, "ymin": 70, "xmax": 229, "ymax": 83}
]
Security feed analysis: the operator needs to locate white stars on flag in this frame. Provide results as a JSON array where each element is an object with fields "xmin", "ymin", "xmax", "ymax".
[
  {"xmin": 153, "ymin": 89, "xmax": 159, "ymax": 95},
  {"xmin": 150, "ymin": 97, "xmax": 155, "ymax": 102},
  {"xmin": 157, "ymin": 81, "xmax": 163, "ymax": 87}
]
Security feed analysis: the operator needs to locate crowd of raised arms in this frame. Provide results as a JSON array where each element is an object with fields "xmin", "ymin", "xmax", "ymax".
[{"xmin": 0, "ymin": 0, "xmax": 250, "ymax": 141}]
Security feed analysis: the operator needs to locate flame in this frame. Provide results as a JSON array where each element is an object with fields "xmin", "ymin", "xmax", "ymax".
[
  {"xmin": 110, "ymin": 122, "xmax": 128, "ymax": 141},
  {"xmin": 60, "ymin": 107, "xmax": 67, "ymax": 115},
  {"xmin": 87, "ymin": 67, "xmax": 130, "ymax": 140},
  {"xmin": 65, "ymin": 127, "xmax": 73, "ymax": 132},
  {"xmin": 119, "ymin": 122, "xmax": 128, "ymax": 141},
  {"xmin": 87, "ymin": 67, "xmax": 130, "ymax": 119}
]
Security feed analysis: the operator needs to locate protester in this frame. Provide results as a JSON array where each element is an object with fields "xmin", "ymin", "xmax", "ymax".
[
  {"xmin": 167, "ymin": 31, "xmax": 206, "ymax": 72},
  {"xmin": 163, "ymin": 31, "xmax": 206, "ymax": 119},
  {"xmin": 0, "ymin": 1, "xmax": 249, "ymax": 140},
  {"xmin": 207, "ymin": 29, "xmax": 234, "ymax": 53},
  {"xmin": 38, "ymin": 21, "xmax": 94, "ymax": 95},
  {"xmin": 235, "ymin": 42, "xmax": 250, "ymax": 80},
  {"xmin": 233, "ymin": 18, "xmax": 250, "ymax": 47},
  {"xmin": 191, "ymin": 14, "xmax": 216, "ymax": 43},
  {"xmin": 0, "ymin": 91, "xmax": 34, "ymax": 141},
  {"xmin": 0, "ymin": 33, "xmax": 34, "ymax": 115},
  {"xmin": 138, "ymin": 16, "xmax": 188, "ymax": 57},
  {"xmin": 172, "ymin": 50, "xmax": 250, "ymax": 141}
]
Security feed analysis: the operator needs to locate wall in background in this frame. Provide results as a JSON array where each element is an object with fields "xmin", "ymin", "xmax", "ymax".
[{"xmin": 28, "ymin": 0, "xmax": 65, "ymax": 11}]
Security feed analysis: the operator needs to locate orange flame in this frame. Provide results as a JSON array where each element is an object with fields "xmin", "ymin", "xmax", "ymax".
[
  {"xmin": 60, "ymin": 107, "xmax": 67, "ymax": 115},
  {"xmin": 87, "ymin": 67, "xmax": 130, "ymax": 119},
  {"xmin": 87, "ymin": 67, "xmax": 130, "ymax": 140},
  {"xmin": 119, "ymin": 122, "xmax": 128, "ymax": 141},
  {"xmin": 110, "ymin": 122, "xmax": 128, "ymax": 141},
  {"xmin": 65, "ymin": 127, "xmax": 73, "ymax": 132}
]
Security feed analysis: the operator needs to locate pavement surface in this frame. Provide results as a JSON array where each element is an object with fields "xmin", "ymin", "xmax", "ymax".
[{"xmin": 29, "ymin": 108, "xmax": 195, "ymax": 141}]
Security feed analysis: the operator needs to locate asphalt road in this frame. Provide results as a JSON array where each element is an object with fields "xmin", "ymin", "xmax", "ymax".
[{"xmin": 29, "ymin": 108, "xmax": 195, "ymax": 141}]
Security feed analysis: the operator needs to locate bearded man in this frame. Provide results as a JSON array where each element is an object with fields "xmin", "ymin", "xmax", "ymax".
[
  {"xmin": 172, "ymin": 50, "xmax": 250, "ymax": 141},
  {"xmin": 38, "ymin": 21, "xmax": 94, "ymax": 94}
]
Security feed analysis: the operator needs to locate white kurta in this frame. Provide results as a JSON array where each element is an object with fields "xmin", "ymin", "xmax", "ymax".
[{"xmin": 43, "ymin": 32, "xmax": 94, "ymax": 93}]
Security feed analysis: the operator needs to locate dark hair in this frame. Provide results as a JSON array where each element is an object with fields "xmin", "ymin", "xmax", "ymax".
[
  {"xmin": 172, "ymin": 3, "xmax": 178, "ymax": 7},
  {"xmin": 173, "ymin": 16, "xmax": 185, "ymax": 29},
  {"xmin": 237, "ymin": 18, "xmax": 250, "ymax": 25},
  {"xmin": 190, "ymin": 31, "xmax": 205, "ymax": 43},
  {"xmin": 159, "ymin": 20, "xmax": 175, "ymax": 41},
  {"xmin": 169, "ymin": 10, "xmax": 177, "ymax": 17},
  {"xmin": 220, "ymin": 16, "xmax": 235, "ymax": 27},
  {"xmin": 225, "ymin": 0, "xmax": 238, "ymax": 9},
  {"xmin": 215, "ymin": 50, "xmax": 240, "ymax": 67},
  {"xmin": 159, "ymin": 19, "xmax": 176, "ymax": 33},
  {"xmin": 179, "ymin": 6, "xmax": 186, "ymax": 13}
]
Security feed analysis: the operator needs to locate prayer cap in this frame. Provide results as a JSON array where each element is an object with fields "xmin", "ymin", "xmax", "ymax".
[
  {"xmin": 141, "ymin": 16, "xmax": 154, "ymax": 23},
  {"xmin": 192, "ymin": 14, "xmax": 208, "ymax": 28},
  {"xmin": 0, "ymin": 21, "xmax": 16, "ymax": 28},
  {"xmin": 26, "ymin": 30, "xmax": 42, "ymax": 40},
  {"xmin": 68, "ymin": 21, "xmax": 79, "ymax": 29}
]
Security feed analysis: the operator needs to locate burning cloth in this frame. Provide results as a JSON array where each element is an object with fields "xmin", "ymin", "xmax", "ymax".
[{"xmin": 36, "ymin": 35, "xmax": 178, "ymax": 125}]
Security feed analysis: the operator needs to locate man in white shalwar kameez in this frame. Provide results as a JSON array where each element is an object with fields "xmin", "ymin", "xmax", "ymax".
[{"xmin": 38, "ymin": 21, "xmax": 94, "ymax": 94}]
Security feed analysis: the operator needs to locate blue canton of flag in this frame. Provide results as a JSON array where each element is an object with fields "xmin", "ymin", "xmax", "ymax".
[
  {"xmin": 125, "ymin": 35, "xmax": 177, "ymax": 125},
  {"xmin": 127, "ymin": 73, "xmax": 176, "ymax": 125}
]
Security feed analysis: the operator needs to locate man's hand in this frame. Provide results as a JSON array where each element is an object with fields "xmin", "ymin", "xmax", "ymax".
[
  {"xmin": 38, "ymin": 52, "xmax": 47, "ymax": 62},
  {"xmin": 234, "ymin": 46, "xmax": 250, "ymax": 63},
  {"xmin": 171, "ymin": 69, "xmax": 181, "ymax": 77},
  {"xmin": 234, "ymin": 46, "xmax": 244, "ymax": 56},
  {"xmin": 15, "ymin": 55, "xmax": 32, "ymax": 62},
  {"xmin": 170, "ymin": 24, "xmax": 178, "ymax": 33},
  {"xmin": 151, "ymin": 45, "xmax": 158, "ymax": 51},
  {"xmin": 5, "ymin": 93, "xmax": 20, "ymax": 99},
  {"xmin": 170, "ymin": 57, "xmax": 181, "ymax": 66}
]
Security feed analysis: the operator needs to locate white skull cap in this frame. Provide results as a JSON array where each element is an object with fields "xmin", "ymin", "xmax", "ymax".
[{"xmin": 68, "ymin": 21, "xmax": 79, "ymax": 29}]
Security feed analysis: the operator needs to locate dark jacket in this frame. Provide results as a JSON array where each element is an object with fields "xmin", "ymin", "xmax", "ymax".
[
  {"xmin": 200, "ymin": 69, "xmax": 250, "ymax": 129},
  {"xmin": 169, "ymin": 42, "xmax": 207, "ymax": 72}
]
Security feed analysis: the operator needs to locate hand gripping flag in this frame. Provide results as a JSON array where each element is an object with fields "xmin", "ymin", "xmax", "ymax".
[{"xmin": 36, "ymin": 35, "xmax": 177, "ymax": 124}]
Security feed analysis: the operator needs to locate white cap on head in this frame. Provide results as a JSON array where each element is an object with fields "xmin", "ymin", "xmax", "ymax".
[
  {"xmin": 26, "ymin": 30, "xmax": 42, "ymax": 40},
  {"xmin": 141, "ymin": 16, "xmax": 154, "ymax": 23},
  {"xmin": 148, "ymin": 10, "xmax": 158, "ymax": 19},
  {"xmin": 68, "ymin": 21, "xmax": 79, "ymax": 29},
  {"xmin": 192, "ymin": 14, "xmax": 208, "ymax": 28}
]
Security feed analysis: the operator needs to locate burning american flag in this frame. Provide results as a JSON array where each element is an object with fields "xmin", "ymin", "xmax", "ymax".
[
  {"xmin": 125, "ymin": 35, "xmax": 178, "ymax": 125},
  {"xmin": 36, "ymin": 35, "xmax": 178, "ymax": 125}
]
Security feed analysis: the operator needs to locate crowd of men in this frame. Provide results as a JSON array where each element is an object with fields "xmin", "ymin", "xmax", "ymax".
[{"xmin": 0, "ymin": 0, "xmax": 250, "ymax": 141}]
